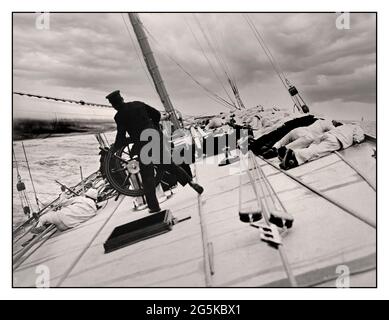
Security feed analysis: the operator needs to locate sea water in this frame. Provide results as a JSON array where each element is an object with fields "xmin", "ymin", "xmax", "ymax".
[
  {"xmin": 12, "ymin": 131, "xmax": 116, "ymax": 226},
  {"xmin": 12, "ymin": 121, "xmax": 376, "ymax": 227}
]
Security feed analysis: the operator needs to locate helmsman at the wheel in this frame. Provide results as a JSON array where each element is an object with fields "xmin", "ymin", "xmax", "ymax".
[{"xmin": 106, "ymin": 90, "xmax": 203, "ymax": 213}]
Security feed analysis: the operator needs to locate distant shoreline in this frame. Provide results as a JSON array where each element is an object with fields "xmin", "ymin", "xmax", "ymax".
[{"xmin": 13, "ymin": 118, "xmax": 116, "ymax": 141}]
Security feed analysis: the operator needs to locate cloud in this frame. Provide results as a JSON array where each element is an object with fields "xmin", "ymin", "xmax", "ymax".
[{"xmin": 13, "ymin": 12, "xmax": 376, "ymax": 119}]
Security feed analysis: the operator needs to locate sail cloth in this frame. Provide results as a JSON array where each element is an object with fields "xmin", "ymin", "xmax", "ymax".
[
  {"xmin": 233, "ymin": 107, "xmax": 292, "ymax": 131},
  {"xmin": 37, "ymin": 195, "xmax": 98, "ymax": 231},
  {"xmin": 206, "ymin": 117, "xmax": 226, "ymax": 130},
  {"xmin": 202, "ymin": 106, "xmax": 310, "ymax": 138}
]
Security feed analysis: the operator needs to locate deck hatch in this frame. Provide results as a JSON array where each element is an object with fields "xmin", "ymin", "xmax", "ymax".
[{"xmin": 103, "ymin": 210, "xmax": 173, "ymax": 253}]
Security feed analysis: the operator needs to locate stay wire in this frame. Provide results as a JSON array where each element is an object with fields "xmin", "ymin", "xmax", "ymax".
[
  {"xmin": 206, "ymin": 17, "xmax": 244, "ymax": 108},
  {"xmin": 246, "ymin": 15, "xmax": 289, "ymax": 84},
  {"xmin": 206, "ymin": 16, "xmax": 238, "ymax": 88},
  {"xmin": 186, "ymin": 17, "xmax": 236, "ymax": 108},
  {"xmin": 22, "ymin": 142, "xmax": 40, "ymax": 210},
  {"xmin": 12, "ymin": 147, "xmax": 21, "ymax": 179},
  {"xmin": 194, "ymin": 15, "xmax": 244, "ymax": 110},
  {"xmin": 194, "ymin": 15, "xmax": 236, "ymax": 95},
  {"xmin": 142, "ymin": 21, "xmax": 234, "ymax": 109},
  {"xmin": 13, "ymin": 146, "xmax": 32, "ymax": 213},
  {"xmin": 243, "ymin": 15, "xmax": 289, "ymax": 92},
  {"xmin": 141, "ymin": 23, "xmax": 236, "ymax": 110},
  {"xmin": 244, "ymin": 152, "xmax": 297, "ymax": 287}
]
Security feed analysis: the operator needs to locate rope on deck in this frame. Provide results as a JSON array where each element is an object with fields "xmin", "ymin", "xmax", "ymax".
[
  {"xmin": 244, "ymin": 152, "xmax": 298, "ymax": 287},
  {"xmin": 335, "ymin": 151, "xmax": 376, "ymax": 191},
  {"xmin": 193, "ymin": 162, "xmax": 214, "ymax": 287},
  {"xmin": 13, "ymin": 225, "xmax": 57, "ymax": 270},
  {"xmin": 259, "ymin": 156, "xmax": 376, "ymax": 229},
  {"xmin": 56, "ymin": 195, "xmax": 126, "ymax": 287}
]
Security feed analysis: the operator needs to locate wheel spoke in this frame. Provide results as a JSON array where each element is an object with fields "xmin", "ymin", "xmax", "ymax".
[
  {"xmin": 135, "ymin": 173, "xmax": 142, "ymax": 187},
  {"xmin": 113, "ymin": 154, "xmax": 129, "ymax": 163},
  {"xmin": 120, "ymin": 146, "xmax": 134, "ymax": 159},
  {"xmin": 121, "ymin": 173, "xmax": 131, "ymax": 187},
  {"xmin": 111, "ymin": 167, "xmax": 126, "ymax": 173},
  {"xmin": 104, "ymin": 143, "xmax": 162, "ymax": 197}
]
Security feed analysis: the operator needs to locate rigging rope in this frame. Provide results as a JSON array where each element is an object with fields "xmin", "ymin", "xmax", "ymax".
[
  {"xmin": 13, "ymin": 92, "xmax": 112, "ymax": 108},
  {"xmin": 244, "ymin": 151, "xmax": 297, "ymax": 286},
  {"xmin": 22, "ymin": 142, "xmax": 40, "ymax": 210},
  {"xmin": 194, "ymin": 16, "xmax": 231, "ymax": 80},
  {"xmin": 193, "ymin": 14, "xmax": 243, "ymax": 109},
  {"xmin": 141, "ymin": 23, "xmax": 236, "ymax": 110},
  {"xmin": 15, "ymin": 17, "xmax": 237, "ymax": 112},
  {"xmin": 193, "ymin": 162, "xmax": 214, "ymax": 286},
  {"xmin": 205, "ymin": 16, "xmax": 239, "ymax": 87},
  {"xmin": 244, "ymin": 15, "xmax": 308, "ymax": 113},
  {"xmin": 259, "ymin": 155, "xmax": 376, "ymax": 229},
  {"xmin": 13, "ymin": 225, "xmax": 57, "ymax": 270},
  {"xmin": 249, "ymin": 16, "xmax": 288, "ymax": 84},
  {"xmin": 202, "ymin": 15, "xmax": 246, "ymax": 109},
  {"xmin": 12, "ymin": 147, "xmax": 21, "ymax": 179},
  {"xmin": 56, "ymin": 195, "xmax": 125, "ymax": 286},
  {"xmin": 243, "ymin": 14, "xmax": 289, "ymax": 91},
  {"xmin": 334, "ymin": 151, "xmax": 376, "ymax": 191},
  {"xmin": 185, "ymin": 17, "xmax": 236, "ymax": 108},
  {"xmin": 13, "ymin": 147, "xmax": 32, "ymax": 216}
]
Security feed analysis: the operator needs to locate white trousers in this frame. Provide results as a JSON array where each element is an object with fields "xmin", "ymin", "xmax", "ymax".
[
  {"xmin": 37, "ymin": 210, "xmax": 68, "ymax": 231},
  {"xmin": 273, "ymin": 128, "xmax": 311, "ymax": 149},
  {"xmin": 293, "ymin": 133, "xmax": 341, "ymax": 165}
]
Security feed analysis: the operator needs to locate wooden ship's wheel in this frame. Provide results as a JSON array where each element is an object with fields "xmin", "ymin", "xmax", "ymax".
[{"xmin": 102, "ymin": 138, "xmax": 163, "ymax": 197}]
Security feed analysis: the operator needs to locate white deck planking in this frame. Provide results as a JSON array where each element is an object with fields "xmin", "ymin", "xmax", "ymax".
[{"xmin": 13, "ymin": 140, "xmax": 376, "ymax": 287}]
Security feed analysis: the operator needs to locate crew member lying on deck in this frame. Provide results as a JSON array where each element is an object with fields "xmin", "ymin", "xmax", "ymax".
[
  {"xmin": 206, "ymin": 117, "xmax": 225, "ymax": 130},
  {"xmin": 262, "ymin": 119, "xmax": 342, "ymax": 159},
  {"xmin": 279, "ymin": 124, "xmax": 365, "ymax": 170},
  {"xmin": 248, "ymin": 114, "xmax": 318, "ymax": 156},
  {"xmin": 30, "ymin": 188, "xmax": 99, "ymax": 234}
]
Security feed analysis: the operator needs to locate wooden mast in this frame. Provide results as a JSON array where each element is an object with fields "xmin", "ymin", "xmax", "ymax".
[{"xmin": 128, "ymin": 13, "xmax": 181, "ymax": 131}]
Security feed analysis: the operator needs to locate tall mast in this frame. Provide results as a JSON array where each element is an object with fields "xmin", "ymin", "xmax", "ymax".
[{"xmin": 128, "ymin": 13, "xmax": 181, "ymax": 131}]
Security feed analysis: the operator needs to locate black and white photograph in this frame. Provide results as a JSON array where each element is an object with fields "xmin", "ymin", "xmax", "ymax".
[{"xmin": 10, "ymin": 9, "xmax": 378, "ymax": 293}]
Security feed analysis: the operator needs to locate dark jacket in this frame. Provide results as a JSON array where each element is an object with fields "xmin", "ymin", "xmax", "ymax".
[{"xmin": 113, "ymin": 101, "xmax": 161, "ymax": 152}]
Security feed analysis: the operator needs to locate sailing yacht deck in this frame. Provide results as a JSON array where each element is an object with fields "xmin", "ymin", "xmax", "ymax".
[{"xmin": 13, "ymin": 138, "xmax": 376, "ymax": 287}]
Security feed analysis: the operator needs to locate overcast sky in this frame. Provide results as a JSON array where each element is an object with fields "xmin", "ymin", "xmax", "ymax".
[{"xmin": 13, "ymin": 12, "xmax": 376, "ymax": 120}]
